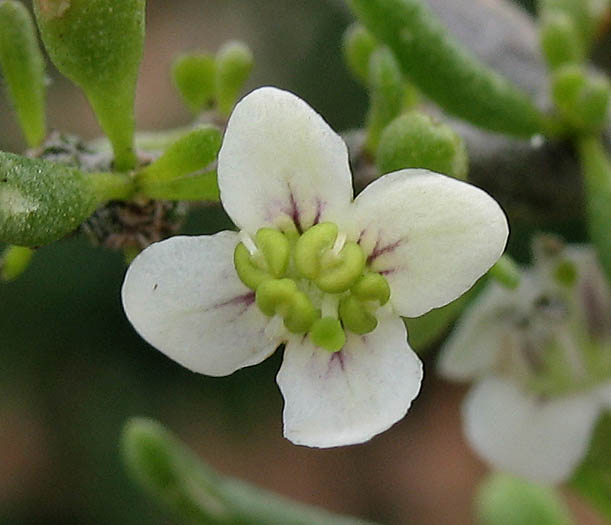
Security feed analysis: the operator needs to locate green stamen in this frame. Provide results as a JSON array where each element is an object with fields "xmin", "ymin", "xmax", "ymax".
[
  {"xmin": 350, "ymin": 272, "xmax": 391, "ymax": 305},
  {"xmin": 255, "ymin": 279, "xmax": 317, "ymax": 334}
]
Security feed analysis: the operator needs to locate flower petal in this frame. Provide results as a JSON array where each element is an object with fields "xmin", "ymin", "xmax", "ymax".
[
  {"xmin": 463, "ymin": 377, "xmax": 601, "ymax": 484},
  {"xmin": 437, "ymin": 284, "xmax": 510, "ymax": 381},
  {"xmin": 596, "ymin": 381, "xmax": 611, "ymax": 408},
  {"xmin": 276, "ymin": 314, "xmax": 422, "ymax": 448},
  {"xmin": 218, "ymin": 87, "xmax": 353, "ymax": 233},
  {"xmin": 352, "ymin": 169, "xmax": 509, "ymax": 318},
  {"xmin": 122, "ymin": 232, "xmax": 280, "ymax": 376}
]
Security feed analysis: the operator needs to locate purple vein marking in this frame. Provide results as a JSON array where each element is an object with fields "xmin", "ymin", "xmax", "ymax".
[
  {"xmin": 210, "ymin": 292, "xmax": 255, "ymax": 317},
  {"xmin": 330, "ymin": 351, "xmax": 346, "ymax": 372},
  {"xmin": 286, "ymin": 182, "xmax": 303, "ymax": 233},
  {"xmin": 313, "ymin": 198, "xmax": 323, "ymax": 225},
  {"xmin": 367, "ymin": 237, "xmax": 403, "ymax": 265}
]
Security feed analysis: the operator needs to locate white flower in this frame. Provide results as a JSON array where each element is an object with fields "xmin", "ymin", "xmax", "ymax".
[
  {"xmin": 438, "ymin": 241, "xmax": 611, "ymax": 483},
  {"xmin": 122, "ymin": 87, "xmax": 508, "ymax": 448}
]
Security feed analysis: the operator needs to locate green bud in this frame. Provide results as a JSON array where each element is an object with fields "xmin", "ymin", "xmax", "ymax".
[
  {"xmin": 33, "ymin": 0, "xmax": 145, "ymax": 171},
  {"xmin": 234, "ymin": 243, "xmax": 270, "ymax": 290},
  {"xmin": 351, "ymin": 272, "xmax": 390, "ymax": 305},
  {"xmin": 295, "ymin": 222, "xmax": 339, "ymax": 280},
  {"xmin": 540, "ymin": 12, "xmax": 585, "ymax": 69},
  {"xmin": 1, "ymin": 245, "xmax": 34, "ymax": 281},
  {"xmin": 339, "ymin": 294, "xmax": 378, "ymax": 335},
  {"xmin": 552, "ymin": 65, "xmax": 611, "ymax": 133},
  {"xmin": 136, "ymin": 127, "xmax": 221, "ymax": 199},
  {"xmin": 255, "ymin": 228, "xmax": 290, "ymax": 279},
  {"xmin": 0, "ymin": 1, "xmax": 46, "ymax": 148},
  {"xmin": 476, "ymin": 473, "xmax": 572, "ymax": 525},
  {"xmin": 172, "ymin": 53, "xmax": 216, "ymax": 114},
  {"xmin": 310, "ymin": 317, "xmax": 346, "ymax": 352},
  {"xmin": 215, "ymin": 41, "xmax": 253, "ymax": 117},
  {"xmin": 365, "ymin": 46, "xmax": 404, "ymax": 154},
  {"xmin": 0, "ymin": 152, "xmax": 133, "ymax": 246},
  {"xmin": 376, "ymin": 112, "xmax": 468, "ymax": 180},
  {"xmin": 342, "ymin": 23, "xmax": 376, "ymax": 85},
  {"xmin": 488, "ymin": 255, "xmax": 521, "ymax": 290}
]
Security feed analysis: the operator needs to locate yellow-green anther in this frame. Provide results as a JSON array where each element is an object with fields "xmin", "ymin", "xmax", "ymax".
[
  {"xmin": 284, "ymin": 292, "xmax": 318, "ymax": 334},
  {"xmin": 295, "ymin": 222, "xmax": 338, "ymax": 280},
  {"xmin": 316, "ymin": 242, "xmax": 366, "ymax": 293},
  {"xmin": 1, "ymin": 245, "xmax": 34, "ymax": 281},
  {"xmin": 351, "ymin": 272, "xmax": 391, "ymax": 305},
  {"xmin": 256, "ymin": 278, "xmax": 298, "ymax": 317},
  {"xmin": 310, "ymin": 317, "xmax": 346, "ymax": 352},
  {"xmin": 234, "ymin": 243, "xmax": 270, "ymax": 290},
  {"xmin": 339, "ymin": 294, "xmax": 378, "ymax": 335},
  {"xmin": 255, "ymin": 228, "xmax": 290, "ymax": 278}
]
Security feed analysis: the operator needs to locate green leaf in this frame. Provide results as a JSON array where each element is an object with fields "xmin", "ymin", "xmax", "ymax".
[
  {"xmin": 121, "ymin": 417, "xmax": 376, "ymax": 525},
  {"xmin": 1, "ymin": 245, "xmax": 34, "ymax": 281},
  {"xmin": 136, "ymin": 127, "xmax": 221, "ymax": 200},
  {"xmin": 570, "ymin": 412, "xmax": 611, "ymax": 521},
  {"xmin": 172, "ymin": 53, "xmax": 217, "ymax": 114},
  {"xmin": 365, "ymin": 47, "xmax": 404, "ymax": 153},
  {"xmin": 577, "ymin": 137, "xmax": 611, "ymax": 282},
  {"xmin": 342, "ymin": 23, "xmax": 377, "ymax": 85},
  {"xmin": 33, "ymin": 0, "xmax": 145, "ymax": 171},
  {"xmin": 376, "ymin": 111, "xmax": 468, "ymax": 180},
  {"xmin": 0, "ymin": 152, "xmax": 132, "ymax": 246},
  {"xmin": 215, "ymin": 41, "xmax": 253, "ymax": 117},
  {"xmin": 476, "ymin": 473, "xmax": 573, "ymax": 525},
  {"xmin": 348, "ymin": 0, "xmax": 544, "ymax": 136},
  {"xmin": 0, "ymin": 1, "xmax": 47, "ymax": 148}
]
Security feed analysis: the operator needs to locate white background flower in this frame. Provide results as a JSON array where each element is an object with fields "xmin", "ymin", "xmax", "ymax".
[
  {"xmin": 438, "ymin": 247, "xmax": 611, "ymax": 483},
  {"xmin": 122, "ymin": 86, "xmax": 508, "ymax": 447}
]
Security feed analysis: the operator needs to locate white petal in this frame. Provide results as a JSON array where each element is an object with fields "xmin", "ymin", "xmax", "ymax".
[
  {"xmin": 277, "ymin": 315, "xmax": 423, "ymax": 448},
  {"xmin": 463, "ymin": 377, "xmax": 601, "ymax": 484},
  {"xmin": 352, "ymin": 169, "xmax": 509, "ymax": 318},
  {"xmin": 218, "ymin": 87, "xmax": 353, "ymax": 233},
  {"xmin": 437, "ymin": 283, "xmax": 515, "ymax": 381},
  {"xmin": 121, "ymin": 232, "xmax": 281, "ymax": 377},
  {"xmin": 596, "ymin": 381, "xmax": 611, "ymax": 408}
]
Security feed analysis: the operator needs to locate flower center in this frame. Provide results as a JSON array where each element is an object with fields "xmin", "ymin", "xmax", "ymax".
[{"xmin": 234, "ymin": 222, "xmax": 391, "ymax": 352}]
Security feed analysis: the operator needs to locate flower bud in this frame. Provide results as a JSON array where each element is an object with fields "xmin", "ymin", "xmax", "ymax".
[
  {"xmin": 377, "ymin": 112, "xmax": 468, "ymax": 180},
  {"xmin": 540, "ymin": 12, "xmax": 585, "ymax": 69},
  {"xmin": 552, "ymin": 65, "xmax": 610, "ymax": 133}
]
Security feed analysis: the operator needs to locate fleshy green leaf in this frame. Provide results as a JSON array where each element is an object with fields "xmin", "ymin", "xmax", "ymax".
[
  {"xmin": 172, "ymin": 53, "xmax": 217, "ymax": 114},
  {"xmin": 365, "ymin": 46, "xmax": 404, "ymax": 153},
  {"xmin": 376, "ymin": 111, "xmax": 468, "ymax": 180},
  {"xmin": 0, "ymin": 1, "xmax": 47, "ymax": 148},
  {"xmin": 476, "ymin": 473, "xmax": 573, "ymax": 525},
  {"xmin": 121, "ymin": 418, "xmax": 375, "ymax": 525},
  {"xmin": 215, "ymin": 41, "xmax": 253, "ymax": 117},
  {"xmin": 33, "ymin": 0, "xmax": 145, "ymax": 171},
  {"xmin": 0, "ymin": 152, "xmax": 132, "ymax": 246},
  {"xmin": 342, "ymin": 23, "xmax": 377, "ymax": 85},
  {"xmin": 578, "ymin": 137, "xmax": 611, "ymax": 282},
  {"xmin": 1, "ymin": 245, "xmax": 34, "ymax": 281},
  {"xmin": 348, "ymin": 0, "xmax": 544, "ymax": 136},
  {"xmin": 136, "ymin": 127, "xmax": 221, "ymax": 200},
  {"xmin": 570, "ymin": 413, "xmax": 611, "ymax": 521}
]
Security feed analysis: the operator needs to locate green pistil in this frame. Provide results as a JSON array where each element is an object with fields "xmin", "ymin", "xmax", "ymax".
[{"xmin": 234, "ymin": 224, "xmax": 393, "ymax": 351}]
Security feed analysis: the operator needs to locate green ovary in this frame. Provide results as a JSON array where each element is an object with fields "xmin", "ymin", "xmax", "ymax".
[{"xmin": 234, "ymin": 222, "xmax": 392, "ymax": 352}]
